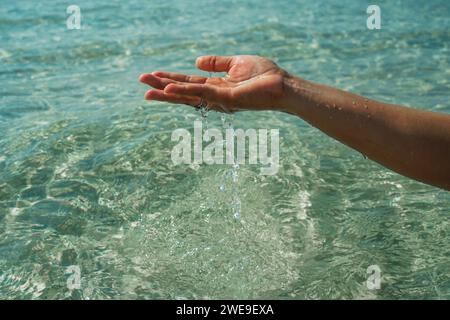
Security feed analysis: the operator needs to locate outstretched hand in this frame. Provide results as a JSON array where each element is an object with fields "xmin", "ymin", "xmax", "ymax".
[{"xmin": 139, "ymin": 55, "xmax": 289, "ymax": 113}]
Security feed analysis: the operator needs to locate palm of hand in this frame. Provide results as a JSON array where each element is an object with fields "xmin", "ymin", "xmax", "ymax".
[{"xmin": 203, "ymin": 56, "xmax": 287, "ymax": 111}]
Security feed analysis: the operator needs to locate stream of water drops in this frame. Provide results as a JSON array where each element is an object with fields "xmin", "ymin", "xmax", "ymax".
[{"xmin": 199, "ymin": 103, "xmax": 241, "ymax": 221}]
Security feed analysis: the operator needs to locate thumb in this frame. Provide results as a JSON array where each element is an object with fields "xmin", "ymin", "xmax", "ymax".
[{"xmin": 196, "ymin": 55, "xmax": 234, "ymax": 73}]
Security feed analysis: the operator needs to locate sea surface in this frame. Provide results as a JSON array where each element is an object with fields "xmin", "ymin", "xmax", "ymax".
[{"xmin": 0, "ymin": 0, "xmax": 449, "ymax": 299}]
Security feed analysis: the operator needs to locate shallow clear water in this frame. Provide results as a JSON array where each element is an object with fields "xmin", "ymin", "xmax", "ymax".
[{"xmin": 1, "ymin": 0, "xmax": 449, "ymax": 299}]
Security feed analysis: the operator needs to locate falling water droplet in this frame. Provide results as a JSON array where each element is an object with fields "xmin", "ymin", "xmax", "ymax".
[
  {"xmin": 219, "ymin": 113, "xmax": 242, "ymax": 220},
  {"xmin": 232, "ymin": 163, "xmax": 239, "ymax": 184},
  {"xmin": 221, "ymin": 114, "xmax": 227, "ymax": 127},
  {"xmin": 200, "ymin": 106, "xmax": 209, "ymax": 119},
  {"xmin": 232, "ymin": 196, "xmax": 241, "ymax": 220}
]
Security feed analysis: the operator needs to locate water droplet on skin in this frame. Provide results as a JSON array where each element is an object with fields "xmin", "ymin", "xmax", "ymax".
[
  {"xmin": 364, "ymin": 104, "xmax": 368, "ymax": 110},
  {"xmin": 352, "ymin": 101, "xmax": 356, "ymax": 105}
]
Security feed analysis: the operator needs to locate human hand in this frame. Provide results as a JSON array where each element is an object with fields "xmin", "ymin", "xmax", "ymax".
[{"xmin": 139, "ymin": 55, "xmax": 289, "ymax": 113}]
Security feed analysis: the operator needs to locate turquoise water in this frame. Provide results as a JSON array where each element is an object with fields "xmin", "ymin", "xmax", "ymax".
[{"xmin": 1, "ymin": 0, "xmax": 450, "ymax": 299}]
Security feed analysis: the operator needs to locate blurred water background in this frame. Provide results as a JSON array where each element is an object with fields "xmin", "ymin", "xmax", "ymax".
[{"xmin": 0, "ymin": 0, "xmax": 449, "ymax": 299}]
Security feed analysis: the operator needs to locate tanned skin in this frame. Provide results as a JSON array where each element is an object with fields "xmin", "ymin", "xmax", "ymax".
[{"xmin": 139, "ymin": 55, "xmax": 450, "ymax": 191}]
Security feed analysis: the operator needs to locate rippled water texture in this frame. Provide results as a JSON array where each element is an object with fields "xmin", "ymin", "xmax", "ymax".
[{"xmin": 1, "ymin": 0, "xmax": 449, "ymax": 299}]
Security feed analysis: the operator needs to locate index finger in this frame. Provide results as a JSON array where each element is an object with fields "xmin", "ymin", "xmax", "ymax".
[{"xmin": 152, "ymin": 71, "xmax": 207, "ymax": 83}]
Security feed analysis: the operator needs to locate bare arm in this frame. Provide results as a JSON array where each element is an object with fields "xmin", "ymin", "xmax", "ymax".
[
  {"xmin": 282, "ymin": 76, "xmax": 450, "ymax": 190},
  {"xmin": 139, "ymin": 55, "xmax": 450, "ymax": 190}
]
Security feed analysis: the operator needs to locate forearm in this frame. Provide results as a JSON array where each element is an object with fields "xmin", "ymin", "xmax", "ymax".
[{"xmin": 280, "ymin": 75, "xmax": 450, "ymax": 190}]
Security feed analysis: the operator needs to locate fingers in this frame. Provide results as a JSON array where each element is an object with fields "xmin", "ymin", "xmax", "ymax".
[
  {"xmin": 139, "ymin": 72, "xmax": 207, "ymax": 89},
  {"xmin": 139, "ymin": 73, "xmax": 178, "ymax": 90},
  {"xmin": 164, "ymin": 83, "xmax": 229, "ymax": 103},
  {"xmin": 149, "ymin": 71, "xmax": 206, "ymax": 83},
  {"xmin": 145, "ymin": 88, "xmax": 235, "ymax": 114},
  {"xmin": 145, "ymin": 89, "xmax": 199, "ymax": 106},
  {"xmin": 196, "ymin": 55, "xmax": 234, "ymax": 72}
]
